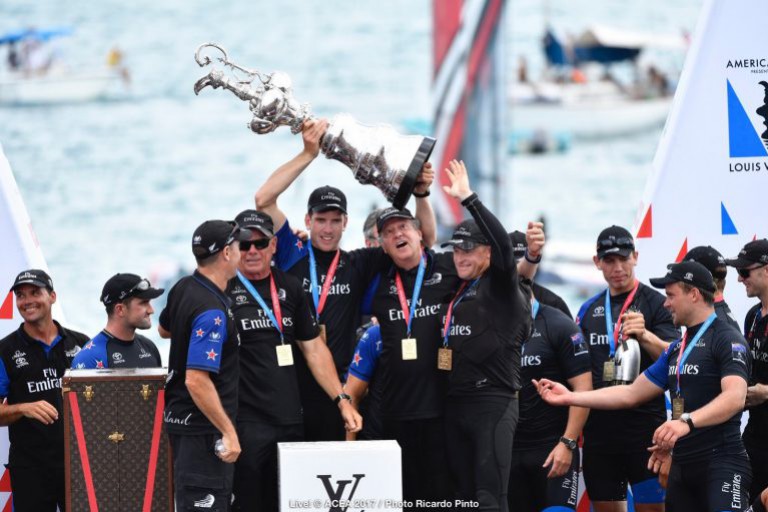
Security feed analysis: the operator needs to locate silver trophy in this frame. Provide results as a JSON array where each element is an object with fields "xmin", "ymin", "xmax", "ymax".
[{"xmin": 193, "ymin": 43, "xmax": 435, "ymax": 209}]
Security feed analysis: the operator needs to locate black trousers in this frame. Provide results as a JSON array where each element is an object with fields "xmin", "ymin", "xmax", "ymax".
[
  {"xmin": 169, "ymin": 433, "xmax": 235, "ymax": 512},
  {"xmin": 744, "ymin": 433, "xmax": 768, "ymax": 504},
  {"xmin": 666, "ymin": 449, "xmax": 752, "ymax": 512},
  {"xmin": 508, "ymin": 442, "xmax": 580, "ymax": 512},
  {"xmin": 445, "ymin": 396, "xmax": 519, "ymax": 512},
  {"xmin": 383, "ymin": 416, "xmax": 453, "ymax": 510},
  {"xmin": 232, "ymin": 420, "xmax": 304, "ymax": 512},
  {"xmin": 8, "ymin": 465, "xmax": 64, "ymax": 512}
]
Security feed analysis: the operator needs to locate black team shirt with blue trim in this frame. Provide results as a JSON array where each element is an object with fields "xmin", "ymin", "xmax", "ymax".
[
  {"xmin": 516, "ymin": 304, "xmax": 591, "ymax": 450},
  {"xmin": 576, "ymin": 283, "xmax": 680, "ymax": 452},
  {"xmin": 227, "ymin": 269, "xmax": 319, "ymax": 425},
  {"xmin": 0, "ymin": 322, "xmax": 88, "ymax": 468},
  {"xmin": 644, "ymin": 317, "xmax": 750, "ymax": 463},
  {"xmin": 160, "ymin": 271, "xmax": 239, "ymax": 435},
  {"xmin": 71, "ymin": 331, "xmax": 161, "ymax": 369}
]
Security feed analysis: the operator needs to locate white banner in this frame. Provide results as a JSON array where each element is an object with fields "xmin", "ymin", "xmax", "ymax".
[
  {"xmin": 279, "ymin": 440, "xmax": 403, "ymax": 512},
  {"xmin": 633, "ymin": 0, "xmax": 768, "ymax": 330}
]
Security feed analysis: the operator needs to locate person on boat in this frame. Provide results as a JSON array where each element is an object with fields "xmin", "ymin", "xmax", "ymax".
[{"xmin": 683, "ymin": 245, "xmax": 739, "ymax": 330}]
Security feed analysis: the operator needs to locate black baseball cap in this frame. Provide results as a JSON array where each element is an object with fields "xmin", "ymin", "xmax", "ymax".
[
  {"xmin": 376, "ymin": 207, "xmax": 416, "ymax": 233},
  {"xmin": 725, "ymin": 239, "xmax": 768, "ymax": 269},
  {"xmin": 596, "ymin": 225, "xmax": 635, "ymax": 259},
  {"xmin": 441, "ymin": 220, "xmax": 489, "ymax": 250},
  {"xmin": 307, "ymin": 186, "xmax": 347, "ymax": 214},
  {"xmin": 10, "ymin": 269, "xmax": 54, "ymax": 292},
  {"xmin": 101, "ymin": 273, "xmax": 164, "ymax": 305},
  {"xmin": 192, "ymin": 220, "xmax": 252, "ymax": 259},
  {"xmin": 509, "ymin": 230, "xmax": 527, "ymax": 260},
  {"xmin": 683, "ymin": 246, "xmax": 727, "ymax": 278},
  {"xmin": 235, "ymin": 209, "xmax": 274, "ymax": 238},
  {"xmin": 649, "ymin": 261, "xmax": 716, "ymax": 293}
]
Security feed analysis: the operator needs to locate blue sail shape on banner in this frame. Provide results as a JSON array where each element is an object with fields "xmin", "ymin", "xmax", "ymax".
[
  {"xmin": 727, "ymin": 80, "xmax": 768, "ymax": 158},
  {"xmin": 721, "ymin": 202, "xmax": 738, "ymax": 235}
]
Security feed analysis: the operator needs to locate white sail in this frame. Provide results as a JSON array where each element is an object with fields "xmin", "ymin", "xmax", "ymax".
[{"xmin": 633, "ymin": 0, "xmax": 768, "ymax": 330}]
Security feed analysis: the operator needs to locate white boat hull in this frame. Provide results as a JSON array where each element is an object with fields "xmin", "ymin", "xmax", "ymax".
[
  {"xmin": 0, "ymin": 71, "xmax": 123, "ymax": 105},
  {"xmin": 510, "ymin": 96, "xmax": 671, "ymax": 140}
]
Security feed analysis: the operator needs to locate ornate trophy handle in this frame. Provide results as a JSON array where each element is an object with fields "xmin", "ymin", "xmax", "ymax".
[{"xmin": 192, "ymin": 43, "xmax": 435, "ymax": 208}]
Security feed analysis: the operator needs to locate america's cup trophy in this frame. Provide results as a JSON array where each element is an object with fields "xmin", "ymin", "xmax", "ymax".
[{"xmin": 193, "ymin": 43, "xmax": 436, "ymax": 209}]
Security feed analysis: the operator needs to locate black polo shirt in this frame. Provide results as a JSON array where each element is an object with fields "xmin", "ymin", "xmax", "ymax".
[
  {"xmin": 228, "ymin": 270, "xmax": 319, "ymax": 425},
  {"xmin": 71, "ymin": 331, "xmax": 161, "ymax": 369},
  {"xmin": 0, "ymin": 321, "xmax": 88, "ymax": 468},
  {"xmin": 576, "ymin": 283, "xmax": 680, "ymax": 452},
  {"xmin": 371, "ymin": 249, "xmax": 460, "ymax": 421},
  {"xmin": 645, "ymin": 317, "xmax": 750, "ymax": 463},
  {"xmin": 160, "ymin": 271, "xmax": 239, "ymax": 436},
  {"xmin": 714, "ymin": 298, "xmax": 740, "ymax": 332},
  {"xmin": 743, "ymin": 303, "xmax": 768, "ymax": 443},
  {"xmin": 516, "ymin": 304, "xmax": 591, "ymax": 449}
]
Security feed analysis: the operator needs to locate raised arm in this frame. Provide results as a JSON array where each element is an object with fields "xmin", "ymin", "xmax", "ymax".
[
  {"xmin": 254, "ymin": 118, "xmax": 329, "ymax": 231},
  {"xmin": 443, "ymin": 160, "xmax": 513, "ymax": 272},
  {"xmin": 413, "ymin": 162, "xmax": 437, "ymax": 248}
]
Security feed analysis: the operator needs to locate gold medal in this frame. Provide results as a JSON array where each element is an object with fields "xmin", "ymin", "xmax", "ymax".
[
  {"xmin": 437, "ymin": 347, "xmax": 452, "ymax": 371},
  {"xmin": 603, "ymin": 360, "xmax": 615, "ymax": 382},
  {"xmin": 276, "ymin": 344, "xmax": 294, "ymax": 366},
  {"xmin": 401, "ymin": 338, "xmax": 418, "ymax": 360},
  {"xmin": 671, "ymin": 397, "xmax": 685, "ymax": 420},
  {"xmin": 319, "ymin": 324, "xmax": 327, "ymax": 343}
]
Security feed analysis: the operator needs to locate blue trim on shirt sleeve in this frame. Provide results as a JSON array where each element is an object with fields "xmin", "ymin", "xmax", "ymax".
[
  {"xmin": 274, "ymin": 220, "xmax": 308, "ymax": 271},
  {"xmin": 360, "ymin": 274, "xmax": 381, "ymax": 316},
  {"xmin": 643, "ymin": 341, "xmax": 676, "ymax": 389},
  {"xmin": 187, "ymin": 309, "xmax": 228, "ymax": 373},
  {"xmin": 348, "ymin": 325, "xmax": 382, "ymax": 382},
  {"xmin": 576, "ymin": 290, "xmax": 604, "ymax": 325},
  {"xmin": 71, "ymin": 332, "xmax": 109, "ymax": 369},
  {"xmin": 0, "ymin": 361, "xmax": 9, "ymax": 398}
]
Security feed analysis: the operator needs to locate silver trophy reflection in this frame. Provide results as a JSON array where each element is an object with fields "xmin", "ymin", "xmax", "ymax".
[
  {"xmin": 193, "ymin": 43, "xmax": 435, "ymax": 209},
  {"xmin": 613, "ymin": 307, "xmax": 641, "ymax": 384}
]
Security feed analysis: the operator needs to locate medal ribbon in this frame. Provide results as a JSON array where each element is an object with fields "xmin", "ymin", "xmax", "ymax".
[
  {"xmin": 532, "ymin": 298, "xmax": 540, "ymax": 320},
  {"xmin": 675, "ymin": 312, "xmax": 717, "ymax": 396},
  {"xmin": 237, "ymin": 271, "xmax": 284, "ymax": 343},
  {"xmin": 395, "ymin": 253, "xmax": 427, "ymax": 338},
  {"xmin": 307, "ymin": 243, "xmax": 341, "ymax": 320},
  {"xmin": 604, "ymin": 280, "xmax": 640, "ymax": 357},
  {"xmin": 747, "ymin": 309, "xmax": 768, "ymax": 342},
  {"xmin": 442, "ymin": 279, "xmax": 479, "ymax": 346}
]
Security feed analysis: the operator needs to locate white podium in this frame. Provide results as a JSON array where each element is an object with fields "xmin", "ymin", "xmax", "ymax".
[{"xmin": 278, "ymin": 440, "xmax": 402, "ymax": 512}]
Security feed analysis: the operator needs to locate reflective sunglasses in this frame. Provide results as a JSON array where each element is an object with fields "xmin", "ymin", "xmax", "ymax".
[
  {"xmin": 597, "ymin": 237, "xmax": 635, "ymax": 249},
  {"xmin": 737, "ymin": 264, "xmax": 767, "ymax": 279},
  {"xmin": 240, "ymin": 238, "xmax": 272, "ymax": 251},
  {"xmin": 118, "ymin": 278, "xmax": 150, "ymax": 301}
]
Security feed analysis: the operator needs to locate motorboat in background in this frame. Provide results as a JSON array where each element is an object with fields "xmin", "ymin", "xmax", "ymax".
[
  {"xmin": 0, "ymin": 26, "xmax": 129, "ymax": 106},
  {"xmin": 511, "ymin": 25, "xmax": 688, "ymax": 141}
]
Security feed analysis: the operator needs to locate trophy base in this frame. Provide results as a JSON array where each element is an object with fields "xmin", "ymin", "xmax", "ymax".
[{"xmin": 392, "ymin": 136, "xmax": 436, "ymax": 209}]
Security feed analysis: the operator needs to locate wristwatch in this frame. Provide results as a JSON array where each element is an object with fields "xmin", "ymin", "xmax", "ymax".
[
  {"xmin": 559, "ymin": 436, "xmax": 578, "ymax": 450},
  {"xmin": 680, "ymin": 412, "xmax": 695, "ymax": 431},
  {"xmin": 334, "ymin": 393, "xmax": 352, "ymax": 405}
]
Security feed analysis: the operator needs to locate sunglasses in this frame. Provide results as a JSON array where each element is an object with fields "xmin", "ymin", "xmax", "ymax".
[
  {"xmin": 117, "ymin": 278, "xmax": 150, "ymax": 301},
  {"xmin": 240, "ymin": 238, "xmax": 272, "ymax": 251},
  {"xmin": 737, "ymin": 264, "xmax": 767, "ymax": 279},
  {"xmin": 597, "ymin": 237, "xmax": 635, "ymax": 249}
]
